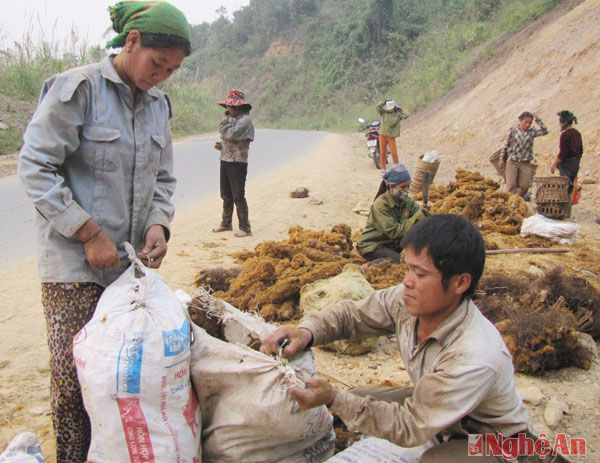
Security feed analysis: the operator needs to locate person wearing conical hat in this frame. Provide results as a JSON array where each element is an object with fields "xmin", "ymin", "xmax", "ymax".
[
  {"xmin": 18, "ymin": 2, "xmax": 191, "ymax": 460},
  {"xmin": 212, "ymin": 89, "xmax": 255, "ymax": 237},
  {"xmin": 376, "ymin": 99, "xmax": 408, "ymax": 170}
]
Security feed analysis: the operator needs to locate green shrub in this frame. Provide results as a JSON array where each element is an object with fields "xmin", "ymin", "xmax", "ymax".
[
  {"xmin": 0, "ymin": 127, "xmax": 22, "ymax": 155},
  {"xmin": 161, "ymin": 79, "xmax": 222, "ymax": 136}
]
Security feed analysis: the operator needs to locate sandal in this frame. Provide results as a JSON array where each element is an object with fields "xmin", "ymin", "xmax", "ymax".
[{"xmin": 212, "ymin": 225, "xmax": 232, "ymax": 233}]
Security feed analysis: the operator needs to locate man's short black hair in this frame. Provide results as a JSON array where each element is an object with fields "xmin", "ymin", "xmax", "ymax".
[{"xmin": 401, "ymin": 214, "xmax": 485, "ymax": 297}]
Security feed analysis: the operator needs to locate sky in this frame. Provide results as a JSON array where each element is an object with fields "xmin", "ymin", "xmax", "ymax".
[{"xmin": 0, "ymin": 0, "xmax": 250, "ymax": 47}]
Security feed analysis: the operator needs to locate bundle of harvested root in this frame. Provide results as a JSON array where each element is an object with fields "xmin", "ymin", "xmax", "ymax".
[
  {"xmin": 420, "ymin": 169, "xmax": 531, "ymax": 235},
  {"xmin": 194, "ymin": 267, "xmax": 241, "ymax": 292},
  {"xmin": 200, "ymin": 225, "xmax": 361, "ymax": 321},
  {"xmin": 495, "ymin": 297, "xmax": 581, "ymax": 374},
  {"xmin": 362, "ymin": 261, "xmax": 406, "ymax": 290},
  {"xmin": 476, "ymin": 266, "xmax": 599, "ymax": 374}
]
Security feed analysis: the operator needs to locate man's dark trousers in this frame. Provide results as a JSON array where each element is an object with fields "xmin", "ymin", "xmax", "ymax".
[{"xmin": 220, "ymin": 160, "xmax": 251, "ymax": 233}]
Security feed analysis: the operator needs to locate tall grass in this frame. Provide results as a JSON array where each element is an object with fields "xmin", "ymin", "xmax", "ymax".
[
  {"xmin": 0, "ymin": 17, "xmax": 99, "ymax": 154},
  {"xmin": 0, "ymin": 17, "xmax": 220, "ymax": 155},
  {"xmin": 0, "ymin": 18, "xmax": 99, "ymax": 101},
  {"xmin": 160, "ymin": 79, "xmax": 223, "ymax": 137}
]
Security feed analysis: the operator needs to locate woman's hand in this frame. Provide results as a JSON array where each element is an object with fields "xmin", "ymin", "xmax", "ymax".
[
  {"xmin": 138, "ymin": 224, "xmax": 168, "ymax": 268},
  {"xmin": 550, "ymin": 159, "xmax": 559, "ymax": 174},
  {"xmin": 76, "ymin": 219, "xmax": 119, "ymax": 269},
  {"xmin": 84, "ymin": 230, "xmax": 120, "ymax": 269}
]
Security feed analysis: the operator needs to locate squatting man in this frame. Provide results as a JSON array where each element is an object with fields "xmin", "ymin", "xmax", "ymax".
[{"xmin": 261, "ymin": 214, "xmax": 534, "ymax": 462}]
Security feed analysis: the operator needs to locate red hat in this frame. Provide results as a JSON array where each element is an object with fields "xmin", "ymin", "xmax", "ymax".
[{"xmin": 219, "ymin": 89, "xmax": 252, "ymax": 109}]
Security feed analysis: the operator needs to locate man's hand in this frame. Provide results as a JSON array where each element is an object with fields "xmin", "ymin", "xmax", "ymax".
[
  {"xmin": 138, "ymin": 224, "xmax": 168, "ymax": 269},
  {"xmin": 550, "ymin": 159, "xmax": 559, "ymax": 174},
  {"xmin": 214, "ymin": 141, "xmax": 223, "ymax": 151},
  {"xmin": 288, "ymin": 376, "xmax": 337, "ymax": 410},
  {"xmin": 260, "ymin": 326, "xmax": 313, "ymax": 358}
]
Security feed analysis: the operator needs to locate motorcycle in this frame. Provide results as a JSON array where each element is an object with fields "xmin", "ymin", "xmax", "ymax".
[{"xmin": 358, "ymin": 117, "xmax": 388, "ymax": 169}]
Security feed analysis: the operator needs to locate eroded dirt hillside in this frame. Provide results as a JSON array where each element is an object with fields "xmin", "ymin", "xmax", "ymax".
[{"xmin": 401, "ymin": 0, "xmax": 600, "ymax": 222}]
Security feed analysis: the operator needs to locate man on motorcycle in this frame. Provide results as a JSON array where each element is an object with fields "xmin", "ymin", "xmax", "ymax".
[
  {"xmin": 356, "ymin": 164, "xmax": 425, "ymax": 265},
  {"xmin": 376, "ymin": 99, "xmax": 408, "ymax": 169}
]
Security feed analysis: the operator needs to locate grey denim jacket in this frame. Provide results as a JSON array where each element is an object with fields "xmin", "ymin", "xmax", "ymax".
[{"xmin": 19, "ymin": 56, "xmax": 176, "ymax": 287}]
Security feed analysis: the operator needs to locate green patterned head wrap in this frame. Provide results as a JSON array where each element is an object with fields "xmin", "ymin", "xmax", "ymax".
[
  {"xmin": 557, "ymin": 110, "xmax": 577, "ymax": 130},
  {"xmin": 106, "ymin": 1, "xmax": 191, "ymax": 49}
]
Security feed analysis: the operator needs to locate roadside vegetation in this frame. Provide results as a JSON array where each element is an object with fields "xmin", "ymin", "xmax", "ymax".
[
  {"xmin": 0, "ymin": 0, "xmax": 566, "ymax": 155},
  {"xmin": 187, "ymin": 0, "xmax": 564, "ymax": 130}
]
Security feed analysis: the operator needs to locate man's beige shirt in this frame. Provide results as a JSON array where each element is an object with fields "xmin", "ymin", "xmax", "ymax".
[{"xmin": 298, "ymin": 285, "xmax": 530, "ymax": 447}]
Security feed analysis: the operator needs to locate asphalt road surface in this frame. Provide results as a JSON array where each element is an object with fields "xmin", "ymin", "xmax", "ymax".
[{"xmin": 0, "ymin": 129, "xmax": 326, "ymax": 263}]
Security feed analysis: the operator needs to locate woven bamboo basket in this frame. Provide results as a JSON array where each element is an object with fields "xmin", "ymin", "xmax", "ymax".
[
  {"xmin": 533, "ymin": 176, "xmax": 570, "ymax": 202},
  {"xmin": 489, "ymin": 149, "xmax": 506, "ymax": 179},
  {"xmin": 536, "ymin": 202, "xmax": 571, "ymax": 219},
  {"xmin": 410, "ymin": 155, "xmax": 441, "ymax": 194}
]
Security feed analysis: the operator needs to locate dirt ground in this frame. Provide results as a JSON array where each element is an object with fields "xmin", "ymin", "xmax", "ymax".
[
  {"xmin": 1, "ymin": 0, "xmax": 600, "ymax": 461},
  {"xmin": 1, "ymin": 132, "xmax": 598, "ymax": 461}
]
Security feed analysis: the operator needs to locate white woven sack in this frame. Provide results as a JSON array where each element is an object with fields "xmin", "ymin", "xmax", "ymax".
[
  {"xmin": 74, "ymin": 244, "xmax": 201, "ymax": 462},
  {"xmin": 326, "ymin": 436, "xmax": 433, "ymax": 463},
  {"xmin": 0, "ymin": 433, "xmax": 45, "ymax": 463},
  {"xmin": 190, "ymin": 323, "xmax": 335, "ymax": 463}
]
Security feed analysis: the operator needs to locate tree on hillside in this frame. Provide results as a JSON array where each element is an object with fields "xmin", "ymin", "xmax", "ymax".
[{"xmin": 365, "ymin": 0, "xmax": 394, "ymax": 45}]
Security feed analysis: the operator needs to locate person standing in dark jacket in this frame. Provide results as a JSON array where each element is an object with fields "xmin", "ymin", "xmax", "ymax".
[
  {"xmin": 551, "ymin": 110, "xmax": 583, "ymax": 194},
  {"xmin": 212, "ymin": 89, "xmax": 254, "ymax": 237}
]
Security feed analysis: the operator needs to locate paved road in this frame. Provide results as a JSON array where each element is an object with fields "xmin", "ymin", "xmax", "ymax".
[{"xmin": 0, "ymin": 129, "xmax": 326, "ymax": 262}]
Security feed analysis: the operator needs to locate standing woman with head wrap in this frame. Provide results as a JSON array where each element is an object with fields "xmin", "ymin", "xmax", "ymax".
[
  {"xmin": 18, "ymin": 2, "xmax": 191, "ymax": 461},
  {"xmin": 551, "ymin": 110, "xmax": 583, "ymax": 195}
]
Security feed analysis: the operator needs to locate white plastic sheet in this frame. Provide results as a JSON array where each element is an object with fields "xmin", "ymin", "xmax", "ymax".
[
  {"xmin": 0, "ymin": 433, "xmax": 45, "ymax": 463},
  {"xmin": 520, "ymin": 213, "xmax": 580, "ymax": 244},
  {"xmin": 421, "ymin": 150, "xmax": 439, "ymax": 163}
]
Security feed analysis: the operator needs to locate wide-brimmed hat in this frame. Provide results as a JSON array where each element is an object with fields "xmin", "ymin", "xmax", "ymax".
[{"xmin": 219, "ymin": 89, "xmax": 252, "ymax": 109}]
